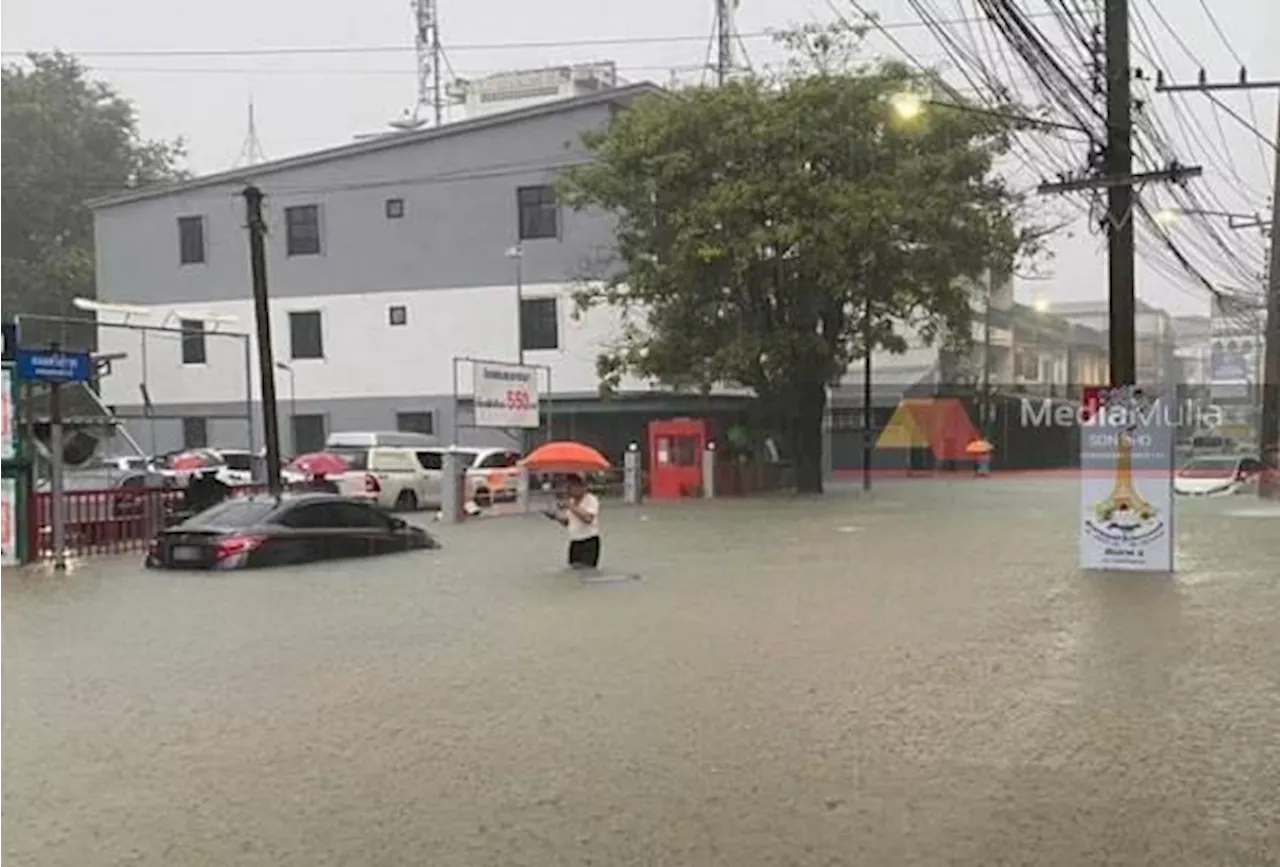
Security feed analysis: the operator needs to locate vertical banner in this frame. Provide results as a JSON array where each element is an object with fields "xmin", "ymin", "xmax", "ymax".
[
  {"xmin": 1, "ymin": 477, "xmax": 16, "ymax": 566},
  {"xmin": 1, "ymin": 366, "xmax": 13, "ymax": 461},
  {"xmin": 1079, "ymin": 386, "xmax": 1176, "ymax": 572},
  {"xmin": 472, "ymin": 361, "xmax": 540, "ymax": 429}
]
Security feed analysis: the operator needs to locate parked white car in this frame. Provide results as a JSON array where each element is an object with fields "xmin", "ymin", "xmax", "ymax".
[
  {"xmin": 331, "ymin": 445, "xmax": 433, "ymax": 511},
  {"xmin": 416, "ymin": 447, "xmax": 522, "ymax": 507},
  {"xmin": 1173, "ymin": 455, "xmax": 1264, "ymax": 496}
]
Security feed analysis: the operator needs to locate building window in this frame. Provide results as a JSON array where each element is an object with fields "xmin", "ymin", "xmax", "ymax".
[
  {"xmin": 181, "ymin": 417, "xmax": 208, "ymax": 449},
  {"xmin": 517, "ymin": 185, "xmax": 558, "ymax": 240},
  {"xmin": 180, "ymin": 319, "xmax": 207, "ymax": 364},
  {"xmin": 388, "ymin": 305, "xmax": 407, "ymax": 326},
  {"xmin": 396, "ymin": 411, "xmax": 434, "ymax": 436},
  {"xmin": 285, "ymin": 204, "xmax": 322, "ymax": 256},
  {"xmin": 520, "ymin": 297, "xmax": 559, "ymax": 351},
  {"xmin": 385, "ymin": 198, "xmax": 405, "ymax": 219},
  {"xmin": 289, "ymin": 310, "xmax": 324, "ymax": 360},
  {"xmin": 177, "ymin": 216, "xmax": 205, "ymax": 265},
  {"xmin": 291, "ymin": 414, "xmax": 327, "ymax": 454}
]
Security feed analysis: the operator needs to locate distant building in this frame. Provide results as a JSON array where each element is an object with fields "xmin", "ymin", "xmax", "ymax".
[
  {"xmin": 1208, "ymin": 295, "xmax": 1265, "ymax": 438},
  {"xmin": 447, "ymin": 63, "xmax": 620, "ymax": 120},
  {"xmin": 1051, "ymin": 299, "xmax": 1180, "ymax": 387}
]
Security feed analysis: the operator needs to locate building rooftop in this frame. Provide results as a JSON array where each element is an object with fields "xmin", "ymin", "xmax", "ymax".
[{"xmin": 88, "ymin": 81, "xmax": 664, "ymax": 211}]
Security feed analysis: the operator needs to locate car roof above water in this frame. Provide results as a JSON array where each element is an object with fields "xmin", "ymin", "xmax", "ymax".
[{"xmin": 326, "ymin": 431, "xmax": 437, "ymax": 449}]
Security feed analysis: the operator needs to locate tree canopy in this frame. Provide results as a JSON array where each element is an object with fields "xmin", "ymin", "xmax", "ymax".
[
  {"xmin": 559, "ymin": 33, "xmax": 1036, "ymax": 493},
  {"xmin": 2, "ymin": 52, "xmax": 186, "ymax": 318}
]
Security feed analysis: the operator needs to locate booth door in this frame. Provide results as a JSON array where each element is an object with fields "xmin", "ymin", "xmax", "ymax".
[{"xmin": 651, "ymin": 429, "xmax": 705, "ymax": 498}]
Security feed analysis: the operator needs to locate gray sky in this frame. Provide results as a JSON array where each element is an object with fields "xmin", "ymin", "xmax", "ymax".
[{"xmin": 4, "ymin": 0, "xmax": 1275, "ymax": 318}]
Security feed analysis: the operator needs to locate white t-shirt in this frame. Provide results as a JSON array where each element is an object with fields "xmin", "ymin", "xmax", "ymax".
[{"xmin": 566, "ymin": 493, "xmax": 600, "ymax": 541}]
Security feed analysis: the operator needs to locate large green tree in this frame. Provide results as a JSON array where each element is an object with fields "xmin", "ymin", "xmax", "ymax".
[
  {"xmin": 559, "ymin": 32, "xmax": 1033, "ymax": 493},
  {"xmin": 2, "ymin": 52, "xmax": 186, "ymax": 318}
]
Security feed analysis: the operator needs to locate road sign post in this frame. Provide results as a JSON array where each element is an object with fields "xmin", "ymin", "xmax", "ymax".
[{"xmin": 15, "ymin": 347, "xmax": 94, "ymax": 570}]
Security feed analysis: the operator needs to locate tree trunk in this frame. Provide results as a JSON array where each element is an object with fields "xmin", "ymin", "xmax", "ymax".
[{"xmin": 793, "ymin": 379, "xmax": 827, "ymax": 494}]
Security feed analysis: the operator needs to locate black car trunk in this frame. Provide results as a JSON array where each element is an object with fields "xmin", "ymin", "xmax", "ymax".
[{"xmin": 157, "ymin": 529, "xmax": 230, "ymax": 568}]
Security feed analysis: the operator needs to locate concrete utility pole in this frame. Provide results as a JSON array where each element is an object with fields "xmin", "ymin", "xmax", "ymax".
[
  {"xmin": 715, "ymin": 0, "xmax": 734, "ymax": 86},
  {"xmin": 1155, "ymin": 74, "xmax": 1280, "ymax": 496},
  {"xmin": 1039, "ymin": 0, "xmax": 1201, "ymax": 386},
  {"xmin": 242, "ymin": 185, "xmax": 283, "ymax": 496}
]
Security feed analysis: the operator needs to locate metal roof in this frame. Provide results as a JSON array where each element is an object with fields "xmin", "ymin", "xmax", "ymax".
[{"xmin": 88, "ymin": 81, "xmax": 664, "ymax": 210}]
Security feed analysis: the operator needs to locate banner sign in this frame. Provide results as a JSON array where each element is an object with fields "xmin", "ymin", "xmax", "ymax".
[
  {"xmin": 1079, "ymin": 386, "xmax": 1176, "ymax": 572},
  {"xmin": 1, "ymin": 477, "xmax": 16, "ymax": 566},
  {"xmin": 472, "ymin": 361, "xmax": 540, "ymax": 429},
  {"xmin": 1, "ymin": 366, "xmax": 13, "ymax": 461}
]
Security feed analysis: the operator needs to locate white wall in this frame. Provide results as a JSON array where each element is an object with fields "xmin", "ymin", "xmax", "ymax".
[{"xmin": 95, "ymin": 282, "xmax": 652, "ymax": 408}]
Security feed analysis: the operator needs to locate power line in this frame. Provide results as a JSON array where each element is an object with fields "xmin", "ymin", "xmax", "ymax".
[{"xmin": 0, "ymin": 13, "xmax": 1059, "ymax": 59}]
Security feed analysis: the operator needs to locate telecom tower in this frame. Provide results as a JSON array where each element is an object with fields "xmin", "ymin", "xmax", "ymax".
[
  {"xmin": 233, "ymin": 98, "xmax": 268, "ymax": 167},
  {"xmin": 711, "ymin": 0, "xmax": 748, "ymax": 85},
  {"xmin": 391, "ymin": 0, "xmax": 445, "ymax": 130}
]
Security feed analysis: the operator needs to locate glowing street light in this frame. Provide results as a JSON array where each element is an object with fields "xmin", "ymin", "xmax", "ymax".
[
  {"xmin": 889, "ymin": 91, "xmax": 925, "ymax": 122},
  {"xmin": 1032, "ymin": 297, "xmax": 1051, "ymax": 314}
]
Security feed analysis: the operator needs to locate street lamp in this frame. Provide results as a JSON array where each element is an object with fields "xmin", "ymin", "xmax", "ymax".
[
  {"xmin": 505, "ymin": 244, "xmax": 525, "ymax": 366},
  {"xmin": 275, "ymin": 361, "xmax": 296, "ymax": 455},
  {"xmin": 888, "ymin": 91, "xmax": 1092, "ymax": 134},
  {"xmin": 1032, "ymin": 297, "xmax": 1051, "ymax": 314}
]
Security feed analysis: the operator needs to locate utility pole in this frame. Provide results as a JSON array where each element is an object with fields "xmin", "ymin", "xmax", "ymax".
[
  {"xmin": 862, "ymin": 294, "xmax": 873, "ymax": 492},
  {"xmin": 242, "ymin": 185, "xmax": 283, "ymax": 496},
  {"xmin": 1155, "ymin": 74, "xmax": 1279, "ymax": 496},
  {"xmin": 1104, "ymin": 0, "xmax": 1135, "ymax": 385},
  {"xmin": 1038, "ymin": 4, "xmax": 1201, "ymax": 386}
]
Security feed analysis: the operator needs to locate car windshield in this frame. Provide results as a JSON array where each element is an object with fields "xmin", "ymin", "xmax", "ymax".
[
  {"xmin": 1180, "ymin": 457, "xmax": 1239, "ymax": 475},
  {"xmin": 184, "ymin": 500, "xmax": 278, "ymax": 529},
  {"xmin": 222, "ymin": 453, "xmax": 254, "ymax": 471}
]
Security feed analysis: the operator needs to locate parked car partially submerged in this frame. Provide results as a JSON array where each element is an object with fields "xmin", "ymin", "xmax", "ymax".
[{"xmin": 146, "ymin": 493, "xmax": 438, "ymax": 570}]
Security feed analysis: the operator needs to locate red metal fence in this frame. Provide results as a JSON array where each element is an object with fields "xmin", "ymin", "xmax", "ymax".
[{"xmin": 26, "ymin": 485, "xmax": 265, "ymax": 560}]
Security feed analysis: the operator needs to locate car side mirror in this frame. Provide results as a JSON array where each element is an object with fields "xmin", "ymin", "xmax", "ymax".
[{"xmin": 390, "ymin": 517, "xmax": 407, "ymax": 530}]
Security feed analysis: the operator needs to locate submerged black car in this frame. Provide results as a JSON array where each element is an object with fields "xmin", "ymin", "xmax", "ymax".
[{"xmin": 146, "ymin": 493, "xmax": 439, "ymax": 570}]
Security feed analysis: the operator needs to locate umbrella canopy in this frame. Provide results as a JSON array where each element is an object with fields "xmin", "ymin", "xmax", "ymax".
[
  {"xmin": 519, "ymin": 441, "xmax": 611, "ymax": 473},
  {"xmin": 288, "ymin": 451, "xmax": 351, "ymax": 476},
  {"xmin": 169, "ymin": 449, "xmax": 220, "ymax": 471},
  {"xmin": 965, "ymin": 439, "xmax": 994, "ymax": 455}
]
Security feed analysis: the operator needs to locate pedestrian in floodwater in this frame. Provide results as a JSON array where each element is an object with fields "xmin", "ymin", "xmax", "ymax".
[{"xmin": 545, "ymin": 474, "xmax": 601, "ymax": 569}]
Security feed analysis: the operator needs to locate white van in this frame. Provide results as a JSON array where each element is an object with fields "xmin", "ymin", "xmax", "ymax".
[{"xmin": 415, "ymin": 447, "xmax": 522, "ymax": 507}]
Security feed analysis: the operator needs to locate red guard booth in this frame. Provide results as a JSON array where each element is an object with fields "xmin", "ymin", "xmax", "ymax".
[{"xmin": 648, "ymin": 417, "xmax": 708, "ymax": 499}]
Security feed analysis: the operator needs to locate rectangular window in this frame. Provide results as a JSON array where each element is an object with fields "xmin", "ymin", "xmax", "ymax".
[
  {"xmin": 177, "ymin": 216, "xmax": 205, "ymax": 265},
  {"xmin": 396, "ymin": 411, "xmax": 434, "ymax": 436},
  {"xmin": 285, "ymin": 204, "xmax": 322, "ymax": 256},
  {"xmin": 180, "ymin": 318, "xmax": 206, "ymax": 364},
  {"xmin": 181, "ymin": 417, "xmax": 208, "ymax": 449},
  {"xmin": 291, "ymin": 414, "xmax": 327, "ymax": 454},
  {"xmin": 289, "ymin": 310, "xmax": 324, "ymax": 359},
  {"xmin": 388, "ymin": 304, "xmax": 407, "ymax": 326},
  {"xmin": 385, "ymin": 198, "xmax": 405, "ymax": 219},
  {"xmin": 517, "ymin": 185, "xmax": 558, "ymax": 240},
  {"xmin": 520, "ymin": 297, "xmax": 559, "ymax": 351}
]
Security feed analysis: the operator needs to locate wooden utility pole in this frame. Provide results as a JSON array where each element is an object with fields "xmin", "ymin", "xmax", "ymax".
[
  {"xmin": 1155, "ymin": 74, "xmax": 1279, "ymax": 496},
  {"xmin": 242, "ymin": 185, "xmax": 283, "ymax": 495}
]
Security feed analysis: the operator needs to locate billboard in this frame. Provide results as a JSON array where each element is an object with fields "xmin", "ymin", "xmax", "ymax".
[
  {"xmin": 1, "ymin": 477, "xmax": 16, "ymax": 566},
  {"xmin": 472, "ymin": 361, "xmax": 540, "ymax": 429},
  {"xmin": 1, "ymin": 366, "xmax": 13, "ymax": 461},
  {"xmin": 1078, "ymin": 386, "xmax": 1175, "ymax": 572}
]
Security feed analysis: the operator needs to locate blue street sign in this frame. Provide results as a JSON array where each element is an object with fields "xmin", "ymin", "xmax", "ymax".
[{"xmin": 15, "ymin": 348, "xmax": 93, "ymax": 383}]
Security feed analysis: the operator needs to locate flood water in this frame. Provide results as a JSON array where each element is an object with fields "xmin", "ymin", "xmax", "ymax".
[{"xmin": 4, "ymin": 479, "xmax": 1278, "ymax": 866}]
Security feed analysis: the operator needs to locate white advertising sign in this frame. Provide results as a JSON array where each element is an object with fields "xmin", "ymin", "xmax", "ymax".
[
  {"xmin": 1, "ymin": 366, "xmax": 13, "ymax": 461},
  {"xmin": 472, "ymin": 361, "xmax": 540, "ymax": 429},
  {"xmin": 1, "ymin": 477, "xmax": 16, "ymax": 566},
  {"xmin": 1079, "ymin": 386, "xmax": 1176, "ymax": 572}
]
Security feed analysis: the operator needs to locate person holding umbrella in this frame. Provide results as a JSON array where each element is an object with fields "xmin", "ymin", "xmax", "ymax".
[
  {"xmin": 545, "ymin": 474, "xmax": 601, "ymax": 569},
  {"xmin": 521, "ymin": 441, "xmax": 611, "ymax": 570}
]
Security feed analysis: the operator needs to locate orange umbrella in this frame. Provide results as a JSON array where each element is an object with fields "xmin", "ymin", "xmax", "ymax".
[
  {"xmin": 519, "ymin": 441, "xmax": 611, "ymax": 473},
  {"xmin": 965, "ymin": 439, "xmax": 994, "ymax": 455}
]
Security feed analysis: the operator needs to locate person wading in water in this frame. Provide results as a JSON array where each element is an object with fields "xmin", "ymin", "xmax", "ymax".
[{"xmin": 545, "ymin": 474, "xmax": 601, "ymax": 569}]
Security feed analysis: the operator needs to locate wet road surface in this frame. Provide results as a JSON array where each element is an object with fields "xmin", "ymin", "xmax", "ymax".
[{"xmin": 4, "ymin": 479, "xmax": 1278, "ymax": 866}]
